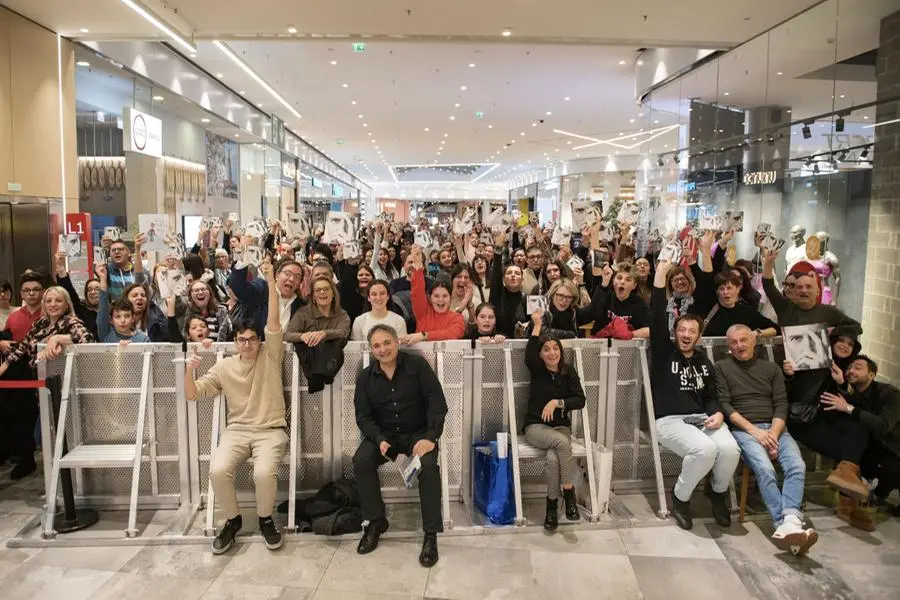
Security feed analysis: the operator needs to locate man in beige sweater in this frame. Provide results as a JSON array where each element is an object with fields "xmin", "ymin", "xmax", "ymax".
[{"xmin": 186, "ymin": 258, "xmax": 287, "ymax": 555}]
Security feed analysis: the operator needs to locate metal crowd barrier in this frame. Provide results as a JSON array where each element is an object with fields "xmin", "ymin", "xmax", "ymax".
[{"xmin": 34, "ymin": 336, "xmax": 789, "ymax": 539}]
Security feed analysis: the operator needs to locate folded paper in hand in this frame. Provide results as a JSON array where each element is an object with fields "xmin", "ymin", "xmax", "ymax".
[
  {"xmin": 401, "ymin": 455, "xmax": 422, "ymax": 488},
  {"xmin": 526, "ymin": 295, "xmax": 549, "ymax": 315}
]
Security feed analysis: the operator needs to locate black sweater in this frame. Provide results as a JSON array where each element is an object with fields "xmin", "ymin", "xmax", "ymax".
[
  {"xmin": 489, "ymin": 249, "xmax": 526, "ymax": 338},
  {"xmin": 523, "ymin": 335, "xmax": 587, "ymax": 429},
  {"xmin": 650, "ymin": 287, "xmax": 720, "ymax": 418},
  {"xmin": 702, "ymin": 303, "xmax": 777, "ymax": 337},
  {"xmin": 594, "ymin": 286, "xmax": 650, "ymax": 332}
]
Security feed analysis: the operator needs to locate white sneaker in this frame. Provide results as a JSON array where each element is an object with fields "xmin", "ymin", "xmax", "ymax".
[{"xmin": 771, "ymin": 515, "xmax": 818, "ymax": 555}]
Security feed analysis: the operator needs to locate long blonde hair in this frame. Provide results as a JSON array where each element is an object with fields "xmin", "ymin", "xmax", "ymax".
[
  {"xmin": 41, "ymin": 286, "xmax": 75, "ymax": 319},
  {"xmin": 547, "ymin": 278, "xmax": 579, "ymax": 307}
]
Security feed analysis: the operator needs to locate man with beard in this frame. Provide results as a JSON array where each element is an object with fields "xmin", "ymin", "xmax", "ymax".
[
  {"xmin": 821, "ymin": 356, "xmax": 900, "ymax": 517},
  {"xmin": 651, "ymin": 261, "xmax": 739, "ymax": 530}
]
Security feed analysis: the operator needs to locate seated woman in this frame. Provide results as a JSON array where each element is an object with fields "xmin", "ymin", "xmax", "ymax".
[
  {"xmin": 524, "ymin": 309, "xmax": 586, "ymax": 531},
  {"xmin": 400, "ymin": 246, "xmax": 465, "ymax": 344},
  {"xmin": 701, "ymin": 270, "xmax": 777, "ymax": 338},
  {"xmin": 285, "ymin": 277, "xmax": 351, "ymax": 346},
  {"xmin": 538, "ymin": 278, "xmax": 603, "ymax": 339},
  {"xmin": 351, "ymin": 280, "xmax": 407, "ymax": 341},
  {"xmin": 185, "ymin": 280, "xmax": 233, "ymax": 342},
  {"xmin": 0, "ymin": 286, "xmax": 94, "ymax": 479},
  {"xmin": 465, "ymin": 303, "xmax": 506, "ymax": 344}
]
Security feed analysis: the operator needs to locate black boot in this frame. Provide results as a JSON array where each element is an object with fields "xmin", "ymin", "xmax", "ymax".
[
  {"xmin": 543, "ymin": 497, "xmax": 559, "ymax": 532},
  {"xmin": 671, "ymin": 492, "xmax": 693, "ymax": 530},
  {"xmin": 562, "ymin": 487, "xmax": 579, "ymax": 521},
  {"xmin": 419, "ymin": 533, "xmax": 438, "ymax": 567},
  {"xmin": 705, "ymin": 486, "xmax": 731, "ymax": 527},
  {"xmin": 356, "ymin": 518, "xmax": 389, "ymax": 555}
]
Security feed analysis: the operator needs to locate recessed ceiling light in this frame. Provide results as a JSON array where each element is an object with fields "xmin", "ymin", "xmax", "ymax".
[
  {"xmin": 488, "ymin": 125, "xmax": 493, "ymax": 129},
  {"xmin": 546, "ymin": 111, "xmax": 552, "ymax": 116},
  {"xmin": 358, "ymin": 114, "xmax": 364, "ymax": 118},
  {"xmin": 201, "ymin": 118, "xmax": 210, "ymax": 123},
  {"xmin": 79, "ymin": 28, "xmax": 89, "ymax": 33},
  {"xmin": 351, "ymin": 100, "xmax": 357, "ymax": 105},
  {"xmin": 450, "ymin": 116, "xmax": 456, "ymax": 120},
  {"xmin": 653, "ymin": 120, "xmax": 659, "ymax": 124},
  {"xmin": 287, "ymin": 26, "xmax": 297, "ymax": 34},
  {"xmin": 723, "ymin": 91, "xmax": 730, "ymax": 96},
  {"xmin": 460, "ymin": 85, "xmax": 467, "ymax": 91},
  {"xmin": 256, "ymin": 102, "xmax": 263, "ymax": 107},
  {"xmin": 864, "ymin": 115, "xmax": 869, "ymax": 119},
  {"xmin": 777, "ymin": 71, "xmax": 783, "ymax": 76},
  {"xmin": 840, "ymin": 94, "xmax": 845, "ymax": 98},
  {"xmin": 564, "ymin": 96, "xmax": 570, "ymax": 101},
  {"xmin": 342, "ymin": 83, "xmax": 349, "ymax": 88},
  {"xmin": 76, "ymin": 60, "xmax": 90, "ymax": 67},
  {"xmin": 444, "ymin": 133, "xmax": 449, "ymax": 138},
  {"xmin": 531, "ymin": 122, "xmax": 537, "ymax": 127},
  {"xmin": 153, "ymin": 95, "xmax": 164, "ymax": 101},
  {"xmin": 502, "ymin": 28, "xmax": 512, "ymax": 37},
  {"xmin": 454, "ymin": 103, "xmax": 460, "ymax": 108},
  {"xmin": 234, "ymin": 133, "xmax": 240, "ymax": 138},
  {"xmin": 618, "ymin": 60, "xmax": 627, "ymax": 65},
  {"xmin": 520, "ymin": 132, "xmax": 525, "ymax": 136},
  {"xmin": 216, "ymin": 73, "xmax": 224, "ymax": 78},
  {"xmin": 424, "ymin": 127, "xmax": 430, "ymax": 132},
  {"xmin": 331, "ymin": 60, "xmax": 337, "ymax": 65}
]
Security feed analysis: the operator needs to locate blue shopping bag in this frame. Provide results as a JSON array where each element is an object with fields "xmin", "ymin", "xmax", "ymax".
[{"xmin": 473, "ymin": 441, "xmax": 515, "ymax": 525}]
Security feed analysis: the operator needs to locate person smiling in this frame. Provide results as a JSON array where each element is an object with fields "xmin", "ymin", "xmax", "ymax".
[
  {"xmin": 701, "ymin": 271, "xmax": 777, "ymax": 338},
  {"xmin": 401, "ymin": 246, "xmax": 465, "ymax": 344},
  {"xmin": 351, "ymin": 280, "xmax": 407, "ymax": 341},
  {"xmin": 650, "ymin": 260, "xmax": 738, "ymax": 530}
]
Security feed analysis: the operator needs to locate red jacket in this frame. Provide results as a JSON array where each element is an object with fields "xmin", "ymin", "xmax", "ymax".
[{"xmin": 410, "ymin": 269, "xmax": 465, "ymax": 341}]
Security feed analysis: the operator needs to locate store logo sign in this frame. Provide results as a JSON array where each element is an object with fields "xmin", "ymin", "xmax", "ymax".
[
  {"xmin": 124, "ymin": 107, "xmax": 162, "ymax": 158},
  {"xmin": 281, "ymin": 155, "xmax": 297, "ymax": 188},
  {"xmin": 742, "ymin": 170, "xmax": 778, "ymax": 185}
]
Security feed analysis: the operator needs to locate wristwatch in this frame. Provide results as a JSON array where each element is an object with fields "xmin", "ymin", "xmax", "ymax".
[{"xmin": 557, "ymin": 399, "xmax": 565, "ymax": 409}]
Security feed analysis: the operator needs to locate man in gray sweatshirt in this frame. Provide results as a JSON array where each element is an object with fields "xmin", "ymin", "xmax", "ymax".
[{"xmin": 714, "ymin": 324, "xmax": 818, "ymax": 555}]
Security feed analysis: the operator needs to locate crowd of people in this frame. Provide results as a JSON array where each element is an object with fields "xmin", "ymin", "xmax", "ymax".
[{"xmin": 0, "ymin": 210, "xmax": 898, "ymax": 564}]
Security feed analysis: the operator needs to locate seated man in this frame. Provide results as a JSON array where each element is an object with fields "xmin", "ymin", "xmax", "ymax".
[
  {"xmin": 715, "ymin": 324, "xmax": 818, "ymax": 554},
  {"xmin": 185, "ymin": 259, "xmax": 287, "ymax": 554},
  {"xmin": 822, "ymin": 356, "xmax": 900, "ymax": 516},
  {"xmin": 651, "ymin": 261, "xmax": 740, "ymax": 530},
  {"xmin": 353, "ymin": 324, "xmax": 447, "ymax": 567}
]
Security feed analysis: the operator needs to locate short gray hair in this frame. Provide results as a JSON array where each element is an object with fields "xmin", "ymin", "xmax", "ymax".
[
  {"xmin": 726, "ymin": 324, "xmax": 753, "ymax": 338},
  {"xmin": 366, "ymin": 323, "xmax": 398, "ymax": 343}
]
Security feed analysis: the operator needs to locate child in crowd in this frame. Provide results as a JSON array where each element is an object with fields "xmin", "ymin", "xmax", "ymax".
[{"xmin": 96, "ymin": 264, "xmax": 150, "ymax": 344}]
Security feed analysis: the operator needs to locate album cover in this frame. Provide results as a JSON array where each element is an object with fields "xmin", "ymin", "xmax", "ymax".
[{"xmin": 783, "ymin": 324, "xmax": 832, "ymax": 371}]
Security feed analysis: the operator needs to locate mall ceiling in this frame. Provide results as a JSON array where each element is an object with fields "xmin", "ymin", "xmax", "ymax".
[{"xmin": 3, "ymin": 0, "xmax": 897, "ymax": 187}]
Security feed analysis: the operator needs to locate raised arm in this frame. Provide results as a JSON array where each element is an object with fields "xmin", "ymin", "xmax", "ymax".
[
  {"xmin": 262, "ymin": 258, "xmax": 279, "ymax": 334},
  {"xmin": 95, "ymin": 264, "xmax": 111, "ymax": 340},
  {"xmin": 650, "ymin": 261, "xmax": 675, "ymax": 356}
]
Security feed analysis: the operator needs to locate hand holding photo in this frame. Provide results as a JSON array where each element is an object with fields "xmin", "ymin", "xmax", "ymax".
[
  {"xmin": 566, "ymin": 255, "xmax": 584, "ymax": 271},
  {"xmin": 591, "ymin": 248, "xmax": 610, "ymax": 269},
  {"xmin": 342, "ymin": 240, "xmax": 361, "ymax": 261},
  {"xmin": 244, "ymin": 220, "xmax": 268, "ymax": 241},
  {"xmin": 616, "ymin": 202, "xmax": 642, "ymax": 224},
  {"xmin": 59, "ymin": 233, "xmax": 82, "ymax": 258},
  {"xmin": 243, "ymin": 246, "xmax": 264, "ymax": 268},
  {"xmin": 526, "ymin": 295, "xmax": 549, "ymax": 315},
  {"xmin": 138, "ymin": 214, "xmax": 169, "ymax": 251},
  {"xmin": 93, "ymin": 246, "xmax": 108, "ymax": 267},
  {"xmin": 323, "ymin": 211, "xmax": 356, "ymax": 244},
  {"xmin": 104, "ymin": 226, "xmax": 122, "ymax": 241},
  {"xmin": 756, "ymin": 222, "xmax": 772, "ymax": 236},
  {"xmin": 414, "ymin": 230, "xmax": 432, "ymax": 248},
  {"xmin": 294, "ymin": 249, "xmax": 306, "ymax": 265},
  {"xmin": 782, "ymin": 324, "xmax": 832, "ymax": 371},
  {"xmin": 658, "ymin": 240, "xmax": 684, "ymax": 264},
  {"xmin": 730, "ymin": 211, "xmax": 744, "ymax": 232}
]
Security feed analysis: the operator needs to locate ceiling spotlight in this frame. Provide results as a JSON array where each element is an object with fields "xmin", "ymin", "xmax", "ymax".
[
  {"xmin": 450, "ymin": 116, "xmax": 456, "ymax": 120},
  {"xmin": 153, "ymin": 95, "xmax": 164, "ymax": 102},
  {"xmin": 802, "ymin": 123, "xmax": 812, "ymax": 139},
  {"xmin": 454, "ymin": 103, "xmax": 460, "ymax": 108},
  {"xmin": 502, "ymin": 28, "xmax": 512, "ymax": 37},
  {"xmin": 79, "ymin": 28, "xmax": 89, "ymax": 33},
  {"xmin": 358, "ymin": 114, "xmax": 364, "ymax": 118},
  {"xmin": 861, "ymin": 146, "xmax": 869, "ymax": 158},
  {"xmin": 836, "ymin": 116, "xmax": 845, "ymax": 132},
  {"xmin": 767, "ymin": 136, "xmax": 775, "ymax": 147},
  {"xmin": 424, "ymin": 127, "xmax": 430, "ymax": 132},
  {"xmin": 331, "ymin": 60, "xmax": 337, "ymax": 65},
  {"xmin": 201, "ymin": 118, "xmax": 210, "ymax": 123},
  {"xmin": 469, "ymin": 63, "xmax": 476, "ymax": 68},
  {"xmin": 342, "ymin": 83, "xmax": 349, "ymax": 88},
  {"xmin": 618, "ymin": 60, "xmax": 626, "ymax": 65},
  {"xmin": 234, "ymin": 133, "xmax": 240, "ymax": 138},
  {"xmin": 460, "ymin": 85, "xmax": 467, "ymax": 91},
  {"xmin": 215, "ymin": 73, "xmax": 224, "ymax": 78},
  {"xmin": 256, "ymin": 102, "xmax": 263, "ymax": 107},
  {"xmin": 76, "ymin": 60, "xmax": 90, "ymax": 67},
  {"xmin": 777, "ymin": 71, "xmax": 783, "ymax": 76},
  {"xmin": 488, "ymin": 125, "xmax": 493, "ymax": 129},
  {"xmin": 657, "ymin": 156, "xmax": 665, "ymax": 167},
  {"xmin": 287, "ymin": 26, "xmax": 297, "ymax": 34}
]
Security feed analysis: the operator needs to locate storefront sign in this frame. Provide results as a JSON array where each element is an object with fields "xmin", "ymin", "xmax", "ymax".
[
  {"xmin": 281, "ymin": 154, "xmax": 297, "ymax": 188},
  {"xmin": 332, "ymin": 183, "xmax": 344, "ymax": 197},
  {"xmin": 123, "ymin": 107, "xmax": 162, "ymax": 158},
  {"xmin": 352, "ymin": 42, "xmax": 367, "ymax": 53},
  {"xmin": 311, "ymin": 177, "xmax": 324, "ymax": 189},
  {"xmin": 742, "ymin": 170, "xmax": 778, "ymax": 185},
  {"xmin": 330, "ymin": 201, "xmax": 343, "ymax": 212},
  {"xmin": 665, "ymin": 181, "xmax": 697, "ymax": 193},
  {"xmin": 271, "ymin": 114, "xmax": 285, "ymax": 149}
]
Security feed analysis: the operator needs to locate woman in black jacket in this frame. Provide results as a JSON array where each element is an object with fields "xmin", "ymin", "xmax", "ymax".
[
  {"xmin": 524, "ymin": 310, "xmax": 586, "ymax": 531},
  {"xmin": 488, "ymin": 231, "xmax": 526, "ymax": 338}
]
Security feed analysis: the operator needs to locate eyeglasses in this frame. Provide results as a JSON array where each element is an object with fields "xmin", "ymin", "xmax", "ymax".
[
  {"xmin": 109, "ymin": 247, "xmax": 128, "ymax": 253},
  {"xmin": 22, "ymin": 287, "xmax": 43, "ymax": 294},
  {"xmin": 555, "ymin": 294, "xmax": 575, "ymax": 301},
  {"xmin": 527, "ymin": 255, "xmax": 542, "ymax": 261},
  {"xmin": 235, "ymin": 336, "xmax": 259, "ymax": 346},
  {"xmin": 314, "ymin": 288, "xmax": 333, "ymax": 294},
  {"xmin": 280, "ymin": 270, "xmax": 303, "ymax": 281}
]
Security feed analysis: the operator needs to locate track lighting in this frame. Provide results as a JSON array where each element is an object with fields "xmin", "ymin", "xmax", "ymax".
[
  {"xmin": 861, "ymin": 146, "xmax": 870, "ymax": 158},
  {"xmin": 835, "ymin": 117, "xmax": 845, "ymax": 132},
  {"xmin": 657, "ymin": 156, "xmax": 664, "ymax": 167},
  {"xmin": 802, "ymin": 123, "xmax": 812, "ymax": 139}
]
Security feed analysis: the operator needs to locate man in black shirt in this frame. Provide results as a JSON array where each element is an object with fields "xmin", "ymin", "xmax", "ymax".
[
  {"xmin": 702, "ymin": 270, "xmax": 778, "ymax": 337},
  {"xmin": 353, "ymin": 324, "xmax": 447, "ymax": 567},
  {"xmin": 650, "ymin": 261, "xmax": 739, "ymax": 530}
]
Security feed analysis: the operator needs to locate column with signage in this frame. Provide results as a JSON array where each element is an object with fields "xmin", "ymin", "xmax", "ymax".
[{"xmin": 123, "ymin": 107, "xmax": 165, "ymax": 230}]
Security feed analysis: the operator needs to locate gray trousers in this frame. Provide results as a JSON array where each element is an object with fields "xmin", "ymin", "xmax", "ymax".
[{"xmin": 525, "ymin": 424, "xmax": 574, "ymax": 500}]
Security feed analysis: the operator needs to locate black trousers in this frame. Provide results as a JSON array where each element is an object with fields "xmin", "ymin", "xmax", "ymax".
[
  {"xmin": 789, "ymin": 411, "xmax": 869, "ymax": 464},
  {"xmin": 861, "ymin": 441, "xmax": 900, "ymax": 498},
  {"xmin": 353, "ymin": 433, "xmax": 443, "ymax": 534},
  {"xmin": 0, "ymin": 361, "xmax": 38, "ymax": 463}
]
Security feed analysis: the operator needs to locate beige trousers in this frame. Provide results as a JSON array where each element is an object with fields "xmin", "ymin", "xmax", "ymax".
[{"xmin": 209, "ymin": 427, "xmax": 287, "ymax": 519}]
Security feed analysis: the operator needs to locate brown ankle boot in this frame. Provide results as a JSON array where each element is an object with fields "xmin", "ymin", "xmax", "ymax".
[
  {"xmin": 826, "ymin": 461, "xmax": 870, "ymax": 501},
  {"xmin": 836, "ymin": 495, "xmax": 876, "ymax": 532}
]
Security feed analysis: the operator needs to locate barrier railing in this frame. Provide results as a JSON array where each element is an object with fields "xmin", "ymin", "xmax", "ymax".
[{"xmin": 34, "ymin": 336, "xmax": 790, "ymax": 538}]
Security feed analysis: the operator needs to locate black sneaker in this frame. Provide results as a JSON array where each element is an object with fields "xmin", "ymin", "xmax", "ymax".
[
  {"xmin": 212, "ymin": 515, "xmax": 242, "ymax": 555},
  {"xmin": 705, "ymin": 487, "xmax": 732, "ymax": 527},
  {"xmin": 671, "ymin": 492, "xmax": 693, "ymax": 530},
  {"xmin": 357, "ymin": 518, "xmax": 389, "ymax": 555},
  {"xmin": 259, "ymin": 516, "xmax": 283, "ymax": 550}
]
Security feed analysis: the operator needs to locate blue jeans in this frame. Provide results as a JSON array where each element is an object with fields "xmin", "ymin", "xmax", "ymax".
[{"xmin": 732, "ymin": 423, "xmax": 806, "ymax": 525}]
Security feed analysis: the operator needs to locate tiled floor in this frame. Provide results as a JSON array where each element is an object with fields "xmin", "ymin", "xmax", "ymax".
[{"xmin": 1, "ymin": 460, "xmax": 899, "ymax": 599}]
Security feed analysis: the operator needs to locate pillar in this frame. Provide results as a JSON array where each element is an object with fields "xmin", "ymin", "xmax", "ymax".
[{"xmin": 862, "ymin": 10, "xmax": 900, "ymax": 385}]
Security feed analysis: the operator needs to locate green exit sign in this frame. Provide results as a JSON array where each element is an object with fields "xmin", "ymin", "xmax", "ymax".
[
  {"xmin": 475, "ymin": 111, "xmax": 484, "ymax": 119},
  {"xmin": 336, "ymin": 139, "xmax": 345, "ymax": 145},
  {"xmin": 352, "ymin": 42, "xmax": 366, "ymax": 53}
]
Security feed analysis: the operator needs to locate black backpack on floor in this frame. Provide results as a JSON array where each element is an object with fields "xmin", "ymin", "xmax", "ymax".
[{"xmin": 277, "ymin": 478, "xmax": 363, "ymax": 535}]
